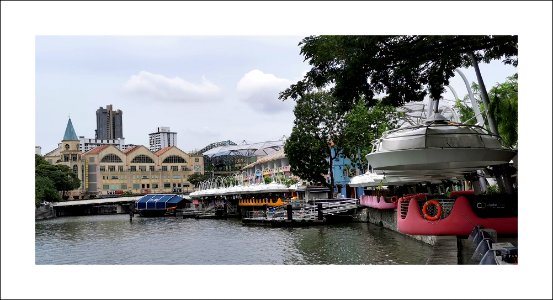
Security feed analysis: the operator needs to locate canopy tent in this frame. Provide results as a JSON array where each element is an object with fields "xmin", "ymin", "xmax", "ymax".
[{"xmin": 135, "ymin": 194, "xmax": 187, "ymax": 210}]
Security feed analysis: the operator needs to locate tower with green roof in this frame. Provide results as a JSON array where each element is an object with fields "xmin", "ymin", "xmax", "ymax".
[{"xmin": 60, "ymin": 118, "xmax": 83, "ymax": 194}]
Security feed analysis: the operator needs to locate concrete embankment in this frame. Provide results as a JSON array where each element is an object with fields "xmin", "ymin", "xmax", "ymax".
[
  {"xmin": 354, "ymin": 207, "xmax": 463, "ymax": 264},
  {"xmin": 354, "ymin": 207, "xmax": 438, "ymax": 245},
  {"xmin": 35, "ymin": 204, "xmax": 56, "ymax": 220}
]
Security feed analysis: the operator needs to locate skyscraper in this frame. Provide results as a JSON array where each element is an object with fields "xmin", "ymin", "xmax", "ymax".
[
  {"xmin": 149, "ymin": 127, "xmax": 177, "ymax": 152},
  {"xmin": 95, "ymin": 104, "xmax": 123, "ymax": 140}
]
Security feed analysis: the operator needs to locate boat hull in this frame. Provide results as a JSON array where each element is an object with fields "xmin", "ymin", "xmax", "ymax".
[
  {"xmin": 397, "ymin": 194, "xmax": 517, "ymax": 236},
  {"xmin": 359, "ymin": 195, "xmax": 396, "ymax": 209}
]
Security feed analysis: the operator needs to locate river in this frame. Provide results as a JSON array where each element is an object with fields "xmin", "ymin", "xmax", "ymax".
[{"xmin": 35, "ymin": 214, "xmax": 432, "ymax": 265}]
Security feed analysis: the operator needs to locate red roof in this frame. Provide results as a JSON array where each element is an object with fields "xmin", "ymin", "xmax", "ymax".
[
  {"xmin": 154, "ymin": 146, "xmax": 174, "ymax": 156},
  {"xmin": 83, "ymin": 144, "xmax": 110, "ymax": 155},
  {"xmin": 123, "ymin": 145, "xmax": 139, "ymax": 154}
]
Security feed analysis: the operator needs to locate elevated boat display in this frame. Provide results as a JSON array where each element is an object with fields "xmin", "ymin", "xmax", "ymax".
[
  {"xmin": 365, "ymin": 116, "xmax": 516, "ymax": 174},
  {"xmin": 363, "ymin": 115, "xmax": 517, "ymax": 236}
]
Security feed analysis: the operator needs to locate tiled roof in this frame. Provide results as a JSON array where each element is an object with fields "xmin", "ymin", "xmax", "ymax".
[
  {"xmin": 123, "ymin": 145, "xmax": 139, "ymax": 154},
  {"xmin": 62, "ymin": 118, "xmax": 79, "ymax": 141},
  {"xmin": 154, "ymin": 146, "xmax": 174, "ymax": 156},
  {"xmin": 83, "ymin": 144, "xmax": 110, "ymax": 155}
]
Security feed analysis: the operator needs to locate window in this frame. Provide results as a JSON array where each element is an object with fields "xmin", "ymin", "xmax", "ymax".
[
  {"xmin": 111, "ymin": 175, "xmax": 119, "ymax": 179},
  {"xmin": 171, "ymin": 166, "xmax": 178, "ymax": 171},
  {"xmin": 118, "ymin": 166, "xmax": 124, "ymax": 172},
  {"xmin": 100, "ymin": 166, "xmax": 106, "ymax": 172},
  {"xmin": 47, "ymin": 159, "xmax": 52, "ymax": 164},
  {"xmin": 163, "ymin": 155, "xmax": 186, "ymax": 164},
  {"xmin": 141, "ymin": 184, "xmax": 145, "ymax": 188},
  {"xmin": 172, "ymin": 175, "xmax": 181, "ymax": 179},
  {"xmin": 103, "ymin": 185, "xmax": 109, "ymax": 190},
  {"xmin": 139, "ymin": 166, "xmax": 146, "ymax": 172},
  {"xmin": 72, "ymin": 154, "xmax": 78, "ymax": 161},
  {"xmin": 131, "ymin": 154, "xmax": 155, "ymax": 164},
  {"xmin": 149, "ymin": 166, "xmax": 155, "ymax": 171},
  {"xmin": 121, "ymin": 184, "xmax": 127, "ymax": 189},
  {"xmin": 72, "ymin": 165, "xmax": 78, "ymax": 175},
  {"xmin": 133, "ymin": 184, "xmax": 140, "ymax": 189},
  {"xmin": 164, "ymin": 183, "xmax": 171, "ymax": 188},
  {"xmin": 195, "ymin": 158, "xmax": 199, "ymax": 162},
  {"xmin": 100, "ymin": 154, "xmax": 122, "ymax": 163},
  {"xmin": 130, "ymin": 166, "xmax": 136, "ymax": 172},
  {"xmin": 152, "ymin": 183, "xmax": 158, "ymax": 189},
  {"xmin": 109, "ymin": 166, "xmax": 116, "ymax": 172},
  {"xmin": 162, "ymin": 166, "xmax": 167, "ymax": 171}
]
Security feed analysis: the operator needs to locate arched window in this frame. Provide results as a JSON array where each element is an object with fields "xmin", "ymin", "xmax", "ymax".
[
  {"xmin": 163, "ymin": 155, "xmax": 186, "ymax": 164},
  {"xmin": 73, "ymin": 165, "xmax": 78, "ymax": 175},
  {"xmin": 131, "ymin": 154, "xmax": 155, "ymax": 164},
  {"xmin": 100, "ymin": 154, "xmax": 122, "ymax": 163}
]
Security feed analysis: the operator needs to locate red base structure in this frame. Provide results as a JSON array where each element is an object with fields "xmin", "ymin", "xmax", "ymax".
[
  {"xmin": 397, "ymin": 193, "xmax": 517, "ymax": 236},
  {"xmin": 359, "ymin": 195, "xmax": 397, "ymax": 209}
]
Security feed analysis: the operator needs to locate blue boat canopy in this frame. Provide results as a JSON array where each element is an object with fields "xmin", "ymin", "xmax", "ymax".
[{"xmin": 135, "ymin": 194, "xmax": 186, "ymax": 210}]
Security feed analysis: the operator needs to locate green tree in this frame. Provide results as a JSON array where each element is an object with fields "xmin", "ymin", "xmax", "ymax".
[
  {"xmin": 284, "ymin": 91, "xmax": 345, "ymax": 197},
  {"xmin": 342, "ymin": 99, "xmax": 403, "ymax": 172},
  {"xmin": 35, "ymin": 176, "xmax": 60, "ymax": 207},
  {"xmin": 454, "ymin": 74, "xmax": 518, "ymax": 148},
  {"xmin": 280, "ymin": 35, "xmax": 517, "ymax": 111},
  {"xmin": 35, "ymin": 154, "xmax": 80, "ymax": 203},
  {"xmin": 188, "ymin": 173, "xmax": 211, "ymax": 187}
]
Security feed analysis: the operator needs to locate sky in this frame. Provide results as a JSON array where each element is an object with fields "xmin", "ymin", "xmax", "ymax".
[
  {"xmin": 35, "ymin": 36, "xmax": 518, "ymax": 154},
  {"xmin": 2, "ymin": 1, "xmax": 552, "ymax": 300}
]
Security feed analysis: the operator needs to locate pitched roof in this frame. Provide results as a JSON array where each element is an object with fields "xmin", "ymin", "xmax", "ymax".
[
  {"xmin": 154, "ymin": 146, "xmax": 174, "ymax": 157},
  {"xmin": 242, "ymin": 148, "xmax": 286, "ymax": 169},
  {"xmin": 123, "ymin": 145, "xmax": 139, "ymax": 154},
  {"xmin": 62, "ymin": 118, "xmax": 79, "ymax": 141},
  {"xmin": 83, "ymin": 144, "xmax": 110, "ymax": 155}
]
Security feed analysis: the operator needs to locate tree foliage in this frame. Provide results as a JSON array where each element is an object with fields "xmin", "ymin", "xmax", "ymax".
[
  {"xmin": 454, "ymin": 74, "xmax": 518, "ymax": 148},
  {"xmin": 284, "ymin": 92, "xmax": 345, "ymax": 196},
  {"xmin": 342, "ymin": 99, "xmax": 403, "ymax": 172},
  {"xmin": 35, "ymin": 154, "xmax": 80, "ymax": 205},
  {"xmin": 280, "ymin": 35, "xmax": 518, "ymax": 111},
  {"xmin": 188, "ymin": 173, "xmax": 211, "ymax": 187}
]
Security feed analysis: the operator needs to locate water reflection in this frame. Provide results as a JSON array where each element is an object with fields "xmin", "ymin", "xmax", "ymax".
[{"xmin": 36, "ymin": 215, "xmax": 432, "ymax": 265}]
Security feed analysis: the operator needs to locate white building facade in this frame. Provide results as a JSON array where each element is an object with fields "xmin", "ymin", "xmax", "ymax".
[
  {"xmin": 149, "ymin": 127, "xmax": 177, "ymax": 152},
  {"xmin": 78, "ymin": 136, "xmax": 127, "ymax": 152}
]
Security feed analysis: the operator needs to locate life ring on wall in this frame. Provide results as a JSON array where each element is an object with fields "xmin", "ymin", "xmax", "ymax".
[
  {"xmin": 390, "ymin": 196, "xmax": 398, "ymax": 203},
  {"xmin": 422, "ymin": 199, "xmax": 443, "ymax": 221}
]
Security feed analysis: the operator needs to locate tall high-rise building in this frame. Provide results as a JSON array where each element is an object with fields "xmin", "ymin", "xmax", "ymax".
[
  {"xmin": 149, "ymin": 127, "xmax": 177, "ymax": 152},
  {"xmin": 95, "ymin": 104, "xmax": 123, "ymax": 140}
]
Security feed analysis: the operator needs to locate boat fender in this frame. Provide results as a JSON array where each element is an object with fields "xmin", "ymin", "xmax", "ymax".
[{"xmin": 422, "ymin": 199, "xmax": 443, "ymax": 221}]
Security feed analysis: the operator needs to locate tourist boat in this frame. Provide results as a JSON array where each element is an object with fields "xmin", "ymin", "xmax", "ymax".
[
  {"xmin": 135, "ymin": 194, "xmax": 186, "ymax": 217},
  {"xmin": 349, "ymin": 172, "xmax": 397, "ymax": 209},
  {"xmin": 363, "ymin": 114, "xmax": 517, "ymax": 236}
]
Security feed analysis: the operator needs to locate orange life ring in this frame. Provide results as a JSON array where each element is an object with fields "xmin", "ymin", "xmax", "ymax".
[{"xmin": 422, "ymin": 199, "xmax": 443, "ymax": 221}]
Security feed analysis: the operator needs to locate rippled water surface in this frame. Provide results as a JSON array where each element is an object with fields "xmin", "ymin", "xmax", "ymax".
[{"xmin": 36, "ymin": 215, "xmax": 432, "ymax": 265}]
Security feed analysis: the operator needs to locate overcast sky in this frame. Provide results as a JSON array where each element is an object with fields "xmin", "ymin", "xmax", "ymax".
[
  {"xmin": 35, "ymin": 36, "xmax": 517, "ymax": 153},
  {"xmin": 3, "ymin": 2, "xmax": 551, "ymax": 299}
]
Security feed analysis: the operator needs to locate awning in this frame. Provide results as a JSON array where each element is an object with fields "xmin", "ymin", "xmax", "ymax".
[{"xmin": 135, "ymin": 194, "xmax": 185, "ymax": 210}]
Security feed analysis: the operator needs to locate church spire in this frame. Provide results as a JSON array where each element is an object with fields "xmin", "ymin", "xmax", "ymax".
[{"xmin": 63, "ymin": 118, "xmax": 79, "ymax": 141}]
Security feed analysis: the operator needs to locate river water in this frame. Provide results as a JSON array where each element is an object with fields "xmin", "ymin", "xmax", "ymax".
[{"xmin": 35, "ymin": 214, "xmax": 432, "ymax": 265}]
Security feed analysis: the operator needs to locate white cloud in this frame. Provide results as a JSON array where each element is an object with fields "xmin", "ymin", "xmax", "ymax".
[
  {"xmin": 123, "ymin": 71, "xmax": 221, "ymax": 103},
  {"xmin": 236, "ymin": 69, "xmax": 294, "ymax": 113}
]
